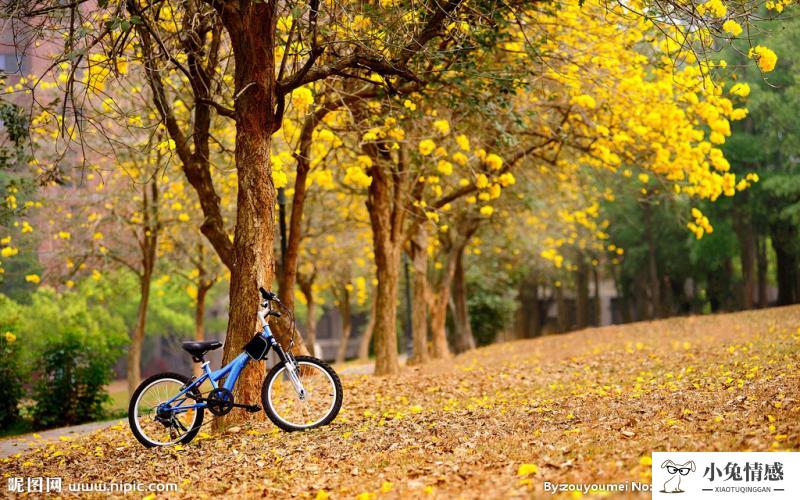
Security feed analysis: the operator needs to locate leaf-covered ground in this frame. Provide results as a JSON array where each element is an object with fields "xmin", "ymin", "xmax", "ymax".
[{"xmin": 4, "ymin": 306, "xmax": 800, "ymax": 498}]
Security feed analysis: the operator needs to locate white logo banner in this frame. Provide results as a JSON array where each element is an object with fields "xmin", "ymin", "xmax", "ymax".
[{"xmin": 652, "ymin": 452, "xmax": 800, "ymax": 499}]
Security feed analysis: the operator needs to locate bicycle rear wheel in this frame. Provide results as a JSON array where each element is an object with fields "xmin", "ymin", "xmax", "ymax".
[
  {"xmin": 128, "ymin": 372, "xmax": 204, "ymax": 447},
  {"xmin": 261, "ymin": 356, "xmax": 342, "ymax": 432}
]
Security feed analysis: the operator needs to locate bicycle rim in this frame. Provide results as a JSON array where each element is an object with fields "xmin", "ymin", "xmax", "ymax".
[
  {"xmin": 133, "ymin": 378, "xmax": 199, "ymax": 446},
  {"xmin": 267, "ymin": 361, "xmax": 337, "ymax": 429}
]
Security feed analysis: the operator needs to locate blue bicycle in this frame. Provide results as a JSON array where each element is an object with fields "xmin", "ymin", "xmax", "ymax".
[{"xmin": 128, "ymin": 287, "xmax": 342, "ymax": 447}]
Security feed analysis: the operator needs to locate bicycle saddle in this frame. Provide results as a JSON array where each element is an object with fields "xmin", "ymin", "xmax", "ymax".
[{"xmin": 182, "ymin": 340, "xmax": 222, "ymax": 361}]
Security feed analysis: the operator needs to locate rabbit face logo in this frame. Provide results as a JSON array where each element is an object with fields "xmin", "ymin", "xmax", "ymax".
[{"xmin": 660, "ymin": 460, "xmax": 696, "ymax": 493}]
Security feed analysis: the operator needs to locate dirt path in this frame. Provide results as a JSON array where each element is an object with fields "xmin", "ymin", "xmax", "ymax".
[
  {"xmin": 0, "ymin": 419, "xmax": 120, "ymax": 459},
  {"xmin": 2, "ymin": 307, "xmax": 799, "ymax": 498}
]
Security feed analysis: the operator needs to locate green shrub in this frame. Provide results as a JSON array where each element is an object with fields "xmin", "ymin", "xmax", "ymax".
[
  {"xmin": 0, "ymin": 331, "xmax": 24, "ymax": 430},
  {"xmin": 467, "ymin": 283, "xmax": 516, "ymax": 347},
  {"xmin": 31, "ymin": 329, "xmax": 117, "ymax": 429}
]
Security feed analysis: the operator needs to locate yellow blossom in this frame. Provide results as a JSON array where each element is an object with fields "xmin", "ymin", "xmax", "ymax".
[
  {"xmin": 418, "ymin": 139, "xmax": 436, "ymax": 156},
  {"xmin": 750, "ymin": 46, "xmax": 778, "ymax": 73},
  {"xmin": 433, "ymin": 119, "xmax": 450, "ymax": 136},
  {"xmin": 722, "ymin": 20, "xmax": 743, "ymax": 37}
]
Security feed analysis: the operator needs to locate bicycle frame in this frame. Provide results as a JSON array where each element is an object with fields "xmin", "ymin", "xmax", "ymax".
[{"xmin": 162, "ymin": 323, "xmax": 286, "ymax": 413}]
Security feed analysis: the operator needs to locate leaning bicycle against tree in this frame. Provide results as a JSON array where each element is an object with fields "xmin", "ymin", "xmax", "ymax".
[{"xmin": 128, "ymin": 287, "xmax": 343, "ymax": 447}]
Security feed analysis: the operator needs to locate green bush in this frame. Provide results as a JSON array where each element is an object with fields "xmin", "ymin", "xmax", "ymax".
[
  {"xmin": 467, "ymin": 283, "xmax": 516, "ymax": 347},
  {"xmin": 0, "ymin": 286, "xmax": 128, "ymax": 430},
  {"xmin": 31, "ymin": 329, "xmax": 118, "ymax": 429},
  {"xmin": 0, "ymin": 332, "xmax": 24, "ymax": 431}
]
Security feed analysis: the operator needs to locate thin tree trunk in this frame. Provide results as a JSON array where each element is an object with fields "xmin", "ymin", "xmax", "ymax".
[
  {"xmin": 452, "ymin": 249, "xmax": 475, "ymax": 352},
  {"xmin": 298, "ymin": 275, "xmax": 317, "ymax": 355},
  {"xmin": 335, "ymin": 285, "xmax": 352, "ymax": 364},
  {"xmin": 593, "ymin": 266, "xmax": 601, "ymax": 326},
  {"xmin": 757, "ymin": 235, "xmax": 768, "ymax": 308},
  {"xmin": 735, "ymin": 208, "xmax": 756, "ymax": 310},
  {"xmin": 556, "ymin": 285, "xmax": 568, "ymax": 332},
  {"xmin": 128, "ymin": 273, "xmax": 152, "ymax": 397},
  {"xmin": 358, "ymin": 292, "xmax": 377, "ymax": 361},
  {"xmin": 643, "ymin": 203, "xmax": 661, "ymax": 319},
  {"xmin": 575, "ymin": 259, "xmax": 589, "ymax": 329},
  {"xmin": 127, "ymin": 181, "xmax": 158, "ymax": 397},
  {"xmin": 774, "ymin": 237, "xmax": 796, "ymax": 306},
  {"xmin": 408, "ymin": 226, "xmax": 429, "ymax": 365},
  {"xmin": 193, "ymin": 282, "xmax": 211, "ymax": 379},
  {"xmin": 429, "ymin": 289, "xmax": 451, "ymax": 359}
]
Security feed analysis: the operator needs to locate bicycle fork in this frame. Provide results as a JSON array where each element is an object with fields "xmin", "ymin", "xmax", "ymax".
[{"xmin": 269, "ymin": 337, "xmax": 307, "ymax": 400}]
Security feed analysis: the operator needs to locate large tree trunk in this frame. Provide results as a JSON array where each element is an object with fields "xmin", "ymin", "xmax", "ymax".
[
  {"xmin": 372, "ymin": 242, "xmax": 400, "ymax": 375},
  {"xmin": 219, "ymin": 9, "xmax": 280, "ymax": 408},
  {"xmin": 408, "ymin": 226, "xmax": 429, "ymax": 365},
  {"xmin": 367, "ymin": 170, "xmax": 401, "ymax": 375},
  {"xmin": 335, "ymin": 285, "xmax": 352, "ymax": 364},
  {"xmin": 358, "ymin": 292, "xmax": 377, "ymax": 361},
  {"xmin": 452, "ymin": 249, "xmax": 475, "ymax": 352}
]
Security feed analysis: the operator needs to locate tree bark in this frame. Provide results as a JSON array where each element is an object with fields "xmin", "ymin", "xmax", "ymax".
[
  {"xmin": 773, "ymin": 232, "xmax": 797, "ymax": 306},
  {"xmin": 428, "ymin": 288, "xmax": 451, "ymax": 359},
  {"xmin": 556, "ymin": 285, "xmax": 568, "ymax": 333},
  {"xmin": 593, "ymin": 266, "xmax": 601, "ymax": 326},
  {"xmin": 193, "ymin": 278, "xmax": 213, "ymax": 379},
  {"xmin": 734, "ymin": 206, "xmax": 756, "ymax": 310},
  {"xmin": 335, "ymin": 285, "xmax": 352, "ymax": 364},
  {"xmin": 575, "ymin": 259, "xmax": 589, "ymax": 329},
  {"xmin": 367, "ymin": 168, "xmax": 401, "ymax": 375},
  {"xmin": 372, "ymin": 240, "xmax": 400, "ymax": 375},
  {"xmin": 219, "ymin": 8, "xmax": 280, "ymax": 408},
  {"xmin": 516, "ymin": 273, "xmax": 541, "ymax": 338},
  {"xmin": 757, "ymin": 235, "xmax": 768, "ymax": 308},
  {"xmin": 642, "ymin": 202, "xmax": 661, "ymax": 319},
  {"xmin": 452, "ymin": 249, "xmax": 475, "ymax": 352},
  {"xmin": 358, "ymin": 291, "xmax": 377, "ymax": 361},
  {"xmin": 408, "ymin": 226, "xmax": 430, "ymax": 365},
  {"xmin": 298, "ymin": 274, "xmax": 317, "ymax": 355},
  {"xmin": 128, "ymin": 272, "xmax": 152, "ymax": 397},
  {"xmin": 127, "ymin": 181, "xmax": 158, "ymax": 397}
]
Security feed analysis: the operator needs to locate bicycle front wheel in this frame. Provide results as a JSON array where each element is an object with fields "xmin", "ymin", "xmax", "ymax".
[{"xmin": 261, "ymin": 356, "xmax": 342, "ymax": 432}]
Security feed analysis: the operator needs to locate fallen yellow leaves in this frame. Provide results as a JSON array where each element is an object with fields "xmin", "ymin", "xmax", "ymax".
[{"xmin": 2, "ymin": 307, "xmax": 799, "ymax": 498}]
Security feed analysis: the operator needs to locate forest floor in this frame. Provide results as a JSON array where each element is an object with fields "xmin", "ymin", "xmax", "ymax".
[{"xmin": 3, "ymin": 306, "xmax": 800, "ymax": 499}]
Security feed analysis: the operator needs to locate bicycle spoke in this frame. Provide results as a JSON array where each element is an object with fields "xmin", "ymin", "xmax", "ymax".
[
  {"xmin": 133, "ymin": 378, "xmax": 200, "ymax": 446},
  {"xmin": 267, "ymin": 362, "xmax": 337, "ymax": 429}
]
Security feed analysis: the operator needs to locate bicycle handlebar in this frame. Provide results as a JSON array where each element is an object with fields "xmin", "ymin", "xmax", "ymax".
[{"xmin": 259, "ymin": 287, "xmax": 277, "ymax": 301}]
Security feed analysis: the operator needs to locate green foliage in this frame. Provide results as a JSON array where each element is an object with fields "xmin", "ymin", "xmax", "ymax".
[
  {"xmin": 722, "ymin": 16, "xmax": 800, "ymax": 256},
  {"xmin": 465, "ymin": 277, "xmax": 516, "ymax": 347},
  {"xmin": 0, "ymin": 285, "xmax": 127, "ymax": 430},
  {"xmin": 0, "ymin": 332, "xmax": 24, "ymax": 431},
  {"xmin": 31, "ymin": 329, "xmax": 118, "ymax": 429}
]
